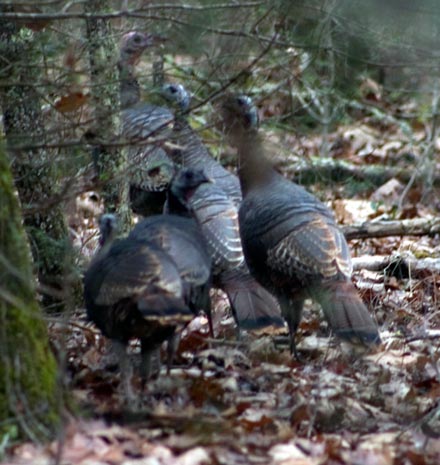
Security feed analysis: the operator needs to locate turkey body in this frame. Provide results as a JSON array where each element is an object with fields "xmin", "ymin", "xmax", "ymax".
[
  {"xmin": 118, "ymin": 32, "xmax": 176, "ymax": 216},
  {"xmin": 128, "ymin": 214, "xmax": 212, "ymax": 320},
  {"xmin": 122, "ymin": 102, "xmax": 176, "ymax": 216},
  {"xmin": 179, "ymin": 182, "xmax": 244, "ymax": 277},
  {"xmin": 169, "ymin": 168, "xmax": 284, "ymax": 330},
  {"xmin": 220, "ymin": 95, "xmax": 380, "ymax": 354},
  {"xmin": 84, "ymin": 231, "xmax": 193, "ymax": 388},
  {"xmin": 133, "ymin": 83, "xmax": 283, "ymax": 331},
  {"xmin": 122, "ymin": 103, "xmax": 174, "ymax": 141},
  {"xmin": 239, "ymin": 172, "xmax": 349, "ymax": 293},
  {"xmin": 126, "ymin": 149, "xmax": 175, "ymax": 216}
]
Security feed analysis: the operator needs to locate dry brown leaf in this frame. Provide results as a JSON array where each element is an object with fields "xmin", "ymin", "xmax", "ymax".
[
  {"xmin": 54, "ymin": 92, "xmax": 89, "ymax": 113},
  {"xmin": 371, "ymin": 178, "xmax": 405, "ymax": 205}
]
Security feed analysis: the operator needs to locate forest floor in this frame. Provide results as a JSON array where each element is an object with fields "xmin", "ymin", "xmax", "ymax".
[{"xmin": 7, "ymin": 95, "xmax": 440, "ymax": 465}]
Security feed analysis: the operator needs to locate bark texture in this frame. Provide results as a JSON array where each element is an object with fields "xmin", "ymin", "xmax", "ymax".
[
  {"xmin": 0, "ymin": 14, "xmax": 75, "ymax": 311},
  {"xmin": 85, "ymin": 0, "xmax": 131, "ymax": 232},
  {"xmin": 0, "ymin": 142, "xmax": 61, "ymax": 440},
  {"xmin": 342, "ymin": 217, "xmax": 440, "ymax": 240}
]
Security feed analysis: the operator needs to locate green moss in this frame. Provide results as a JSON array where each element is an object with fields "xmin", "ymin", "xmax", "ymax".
[
  {"xmin": 0, "ymin": 302, "xmax": 60, "ymax": 431},
  {"xmin": 0, "ymin": 143, "xmax": 61, "ymax": 440}
]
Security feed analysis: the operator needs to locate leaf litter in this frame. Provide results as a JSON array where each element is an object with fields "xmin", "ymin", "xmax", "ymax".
[{"xmin": 7, "ymin": 97, "xmax": 440, "ymax": 465}]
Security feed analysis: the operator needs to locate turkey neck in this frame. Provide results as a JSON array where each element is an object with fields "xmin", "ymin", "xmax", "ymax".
[
  {"xmin": 234, "ymin": 130, "xmax": 275, "ymax": 196},
  {"xmin": 93, "ymin": 228, "xmax": 117, "ymax": 263},
  {"xmin": 172, "ymin": 113, "xmax": 205, "ymax": 165},
  {"xmin": 118, "ymin": 62, "xmax": 140, "ymax": 109}
]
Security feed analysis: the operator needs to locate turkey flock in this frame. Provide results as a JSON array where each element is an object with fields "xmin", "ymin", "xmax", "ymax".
[{"xmin": 84, "ymin": 31, "xmax": 381, "ymax": 398}]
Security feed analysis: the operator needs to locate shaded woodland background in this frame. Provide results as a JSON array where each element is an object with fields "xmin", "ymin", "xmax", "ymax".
[{"xmin": 1, "ymin": 1, "xmax": 440, "ymax": 464}]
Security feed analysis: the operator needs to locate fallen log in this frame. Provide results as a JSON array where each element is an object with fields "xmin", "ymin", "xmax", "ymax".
[
  {"xmin": 279, "ymin": 156, "xmax": 440, "ymax": 188},
  {"xmin": 352, "ymin": 254, "xmax": 440, "ymax": 275},
  {"xmin": 342, "ymin": 217, "xmax": 440, "ymax": 240}
]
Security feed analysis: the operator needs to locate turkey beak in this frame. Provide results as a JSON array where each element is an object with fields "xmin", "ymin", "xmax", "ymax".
[{"xmin": 148, "ymin": 34, "xmax": 168, "ymax": 46}]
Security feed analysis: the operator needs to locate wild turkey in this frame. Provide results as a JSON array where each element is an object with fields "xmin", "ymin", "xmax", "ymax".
[
  {"xmin": 170, "ymin": 168, "xmax": 284, "ymax": 330},
  {"xmin": 161, "ymin": 83, "xmax": 242, "ymax": 206},
  {"xmin": 133, "ymin": 83, "xmax": 282, "ymax": 330},
  {"xmin": 118, "ymin": 31, "xmax": 158, "ymax": 109},
  {"xmin": 128, "ymin": 150, "xmax": 175, "ymax": 216},
  {"xmin": 128, "ymin": 171, "xmax": 213, "ymax": 332},
  {"xmin": 97, "ymin": 213, "xmax": 118, "ymax": 248},
  {"xmin": 118, "ymin": 32, "xmax": 176, "ymax": 215},
  {"xmin": 219, "ymin": 95, "xmax": 381, "ymax": 356},
  {"xmin": 84, "ymin": 214, "xmax": 193, "ymax": 397}
]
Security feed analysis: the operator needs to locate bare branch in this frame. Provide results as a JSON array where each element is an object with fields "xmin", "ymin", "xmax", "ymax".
[{"xmin": 0, "ymin": 2, "xmax": 266, "ymax": 20}]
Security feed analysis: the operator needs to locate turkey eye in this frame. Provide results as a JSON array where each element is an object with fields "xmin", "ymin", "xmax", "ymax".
[
  {"xmin": 237, "ymin": 96, "xmax": 246, "ymax": 106},
  {"xmin": 133, "ymin": 35, "xmax": 142, "ymax": 44},
  {"xmin": 170, "ymin": 86, "xmax": 178, "ymax": 94}
]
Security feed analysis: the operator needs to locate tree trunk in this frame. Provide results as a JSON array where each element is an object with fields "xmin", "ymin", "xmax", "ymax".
[
  {"xmin": 0, "ymin": 15, "xmax": 76, "ymax": 311},
  {"xmin": 0, "ymin": 142, "xmax": 61, "ymax": 441},
  {"xmin": 85, "ymin": 0, "xmax": 131, "ymax": 233}
]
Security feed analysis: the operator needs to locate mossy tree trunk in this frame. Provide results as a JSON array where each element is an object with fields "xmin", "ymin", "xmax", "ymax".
[
  {"xmin": 0, "ymin": 14, "xmax": 76, "ymax": 312},
  {"xmin": 0, "ymin": 142, "xmax": 61, "ymax": 441},
  {"xmin": 85, "ymin": 0, "xmax": 131, "ymax": 233}
]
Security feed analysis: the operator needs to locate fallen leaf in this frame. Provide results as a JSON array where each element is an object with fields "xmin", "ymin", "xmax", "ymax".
[{"xmin": 55, "ymin": 92, "xmax": 89, "ymax": 113}]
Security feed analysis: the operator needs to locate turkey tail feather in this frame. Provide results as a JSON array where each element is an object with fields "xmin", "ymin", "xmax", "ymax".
[
  {"xmin": 137, "ymin": 293, "xmax": 193, "ymax": 323},
  {"xmin": 315, "ymin": 281, "xmax": 380, "ymax": 345},
  {"xmin": 220, "ymin": 268, "xmax": 284, "ymax": 330}
]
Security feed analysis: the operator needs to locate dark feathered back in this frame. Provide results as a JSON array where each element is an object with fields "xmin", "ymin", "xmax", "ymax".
[
  {"xmin": 128, "ymin": 214, "xmax": 212, "ymax": 317},
  {"xmin": 84, "ymin": 237, "xmax": 192, "ymax": 343}
]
